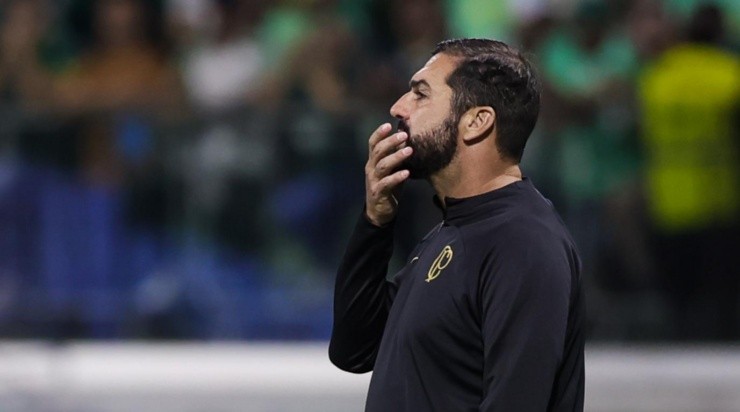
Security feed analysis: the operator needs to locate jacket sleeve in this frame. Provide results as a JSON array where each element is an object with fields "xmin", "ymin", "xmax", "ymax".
[
  {"xmin": 328, "ymin": 210, "xmax": 395, "ymax": 373},
  {"xmin": 478, "ymin": 226, "xmax": 577, "ymax": 411}
]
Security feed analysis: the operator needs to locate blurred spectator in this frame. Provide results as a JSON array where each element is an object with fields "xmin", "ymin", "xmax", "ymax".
[
  {"xmin": 538, "ymin": 0, "xmax": 640, "ymax": 209},
  {"xmin": 0, "ymin": 0, "xmax": 737, "ymax": 341},
  {"xmin": 662, "ymin": 0, "xmax": 740, "ymax": 48},
  {"xmin": 265, "ymin": 18, "xmax": 359, "ymax": 113},
  {"xmin": 0, "ymin": 0, "xmax": 83, "ymax": 171},
  {"xmin": 534, "ymin": 1, "xmax": 661, "ymax": 338},
  {"xmin": 10, "ymin": 0, "xmax": 182, "ymax": 116},
  {"xmin": 386, "ymin": 0, "xmax": 448, "ymax": 74},
  {"xmin": 179, "ymin": 0, "xmax": 269, "ymax": 113},
  {"xmin": 628, "ymin": 0, "xmax": 678, "ymax": 60},
  {"xmin": 444, "ymin": 0, "xmax": 513, "ymax": 42},
  {"xmin": 260, "ymin": 8, "xmax": 370, "ymax": 269},
  {"xmin": 256, "ymin": 0, "xmax": 321, "ymax": 69},
  {"xmin": 638, "ymin": 3, "xmax": 740, "ymax": 340},
  {"xmin": 5, "ymin": 0, "xmax": 183, "ymax": 185},
  {"xmin": 0, "ymin": 0, "xmax": 48, "ymax": 106},
  {"xmin": 256, "ymin": 0, "xmax": 362, "ymax": 113},
  {"xmin": 170, "ymin": 0, "xmax": 274, "ymax": 254}
]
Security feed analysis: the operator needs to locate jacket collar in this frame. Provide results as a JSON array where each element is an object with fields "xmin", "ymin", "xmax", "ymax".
[{"xmin": 433, "ymin": 178, "xmax": 531, "ymax": 226}]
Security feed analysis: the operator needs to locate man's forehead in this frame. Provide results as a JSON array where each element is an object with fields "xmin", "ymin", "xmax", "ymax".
[{"xmin": 410, "ymin": 53, "xmax": 458, "ymax": 87}]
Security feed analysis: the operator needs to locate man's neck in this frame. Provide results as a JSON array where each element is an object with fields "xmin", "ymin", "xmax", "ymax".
[{"xmin": 430, "ymin": 163, "xmax": 522, "ymax": 207}]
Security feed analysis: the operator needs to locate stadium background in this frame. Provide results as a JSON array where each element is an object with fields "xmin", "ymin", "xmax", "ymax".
[{"xmin": 0, "ymin": 0, "xmax": 738, "ymax": 410}]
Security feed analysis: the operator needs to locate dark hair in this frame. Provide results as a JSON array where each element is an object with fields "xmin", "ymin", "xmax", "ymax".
[
  {"xmin": 433, "ymin": 38, "xmax": 540, "ymax": 163},
  {"xmin": 67, "ymin": 0, "xmax": 169, "ymax": 53},
  {"xmin": 687, "ymin": 4, "xmax": 724, "ymax": 44}
]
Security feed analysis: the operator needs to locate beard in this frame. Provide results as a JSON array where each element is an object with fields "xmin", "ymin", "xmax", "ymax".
[{"xmin": 398, "ymin": 114, "xmax": 459, "ymax": 179}]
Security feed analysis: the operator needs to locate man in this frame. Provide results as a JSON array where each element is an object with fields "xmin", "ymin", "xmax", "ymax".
[
  {"xmin": 329, "ymin": 39, "xmax": 585, "ymax": 411},
  {"xmin": 639, "ymin": 4, "xmax": 740, "ymax": 339}
]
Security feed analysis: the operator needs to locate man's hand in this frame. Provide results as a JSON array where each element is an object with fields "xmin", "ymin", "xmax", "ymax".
[{"xmin": 365, "ymin": 123, "xmax": 413, "ymax": 227}]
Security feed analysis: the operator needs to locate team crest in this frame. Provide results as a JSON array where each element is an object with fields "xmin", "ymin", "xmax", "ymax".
[{"xmin": 426, "ymin": 245, "xmax": 453, "ymax": 283}]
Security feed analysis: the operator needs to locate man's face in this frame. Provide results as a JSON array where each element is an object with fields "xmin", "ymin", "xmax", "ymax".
[{"xmin": 390, "ymin": 53, "xmax": 460, "ymax": 179}]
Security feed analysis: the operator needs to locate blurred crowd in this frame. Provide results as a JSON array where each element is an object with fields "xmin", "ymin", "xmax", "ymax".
[{"xmin": 0, "ymin": 0, "xmax": 737, "ymax": 341}]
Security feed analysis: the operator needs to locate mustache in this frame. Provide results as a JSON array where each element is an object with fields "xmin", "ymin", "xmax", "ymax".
[{"xmin": 397, "ymin": 120, "xmax": 410, "ymax": 134}]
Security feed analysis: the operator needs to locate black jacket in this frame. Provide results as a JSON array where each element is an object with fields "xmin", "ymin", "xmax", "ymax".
[{"xmin": 330, "ymin": 178, "xmax": 585, "ymax": 411}]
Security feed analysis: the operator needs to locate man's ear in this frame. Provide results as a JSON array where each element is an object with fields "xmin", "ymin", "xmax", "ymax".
[{"xmin": 460, "ymin": 106, "xmax": 495, "ymax": 143}]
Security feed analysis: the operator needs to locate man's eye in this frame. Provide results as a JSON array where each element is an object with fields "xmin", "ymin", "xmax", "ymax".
[{"xmin": 413, "ymin": 91, "xmax": 427, "ymax": 100}]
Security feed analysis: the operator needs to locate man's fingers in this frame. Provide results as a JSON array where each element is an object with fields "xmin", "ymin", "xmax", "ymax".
[
  {"xmin": 368, "ymin": 122, "xmax": 407, "ymax": 160},
  {"xmin": 368, "ymin": 123, "xmax": 393, "ymax": 149},
  {"xmin": 364, "ymin": 123, "xmax": 411, "ymax": 227},
  {"xmin": 374, "ymin": 146, "xmax": 413, "ymax": 178},
  {"xmin": 370, "ymin": 131, "xmax": 408, "ymax": 165},
  {"xmin": 374, "ymin": 169, "xmax": 410, "ymax": 196}
]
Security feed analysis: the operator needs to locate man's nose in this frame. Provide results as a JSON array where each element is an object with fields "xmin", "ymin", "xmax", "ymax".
[{"xmin": 389, "ymin": 93, "xmax": 410, "ymax": 119}]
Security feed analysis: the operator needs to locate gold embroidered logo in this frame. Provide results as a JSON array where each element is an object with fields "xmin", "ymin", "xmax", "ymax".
[{"xmin": 426, "ymin": 245, "xmax": 453, "ymax": 283}]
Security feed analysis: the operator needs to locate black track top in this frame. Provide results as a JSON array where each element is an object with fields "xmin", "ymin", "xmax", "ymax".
[{"xmin": 330, "ymin": 178, "xmax": 585, "ymax": 411}]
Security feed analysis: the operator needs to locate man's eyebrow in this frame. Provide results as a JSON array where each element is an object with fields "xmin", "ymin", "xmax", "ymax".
[{"xmin": 409, "ymin": 79, "xmax": 431, "ymax": 91}]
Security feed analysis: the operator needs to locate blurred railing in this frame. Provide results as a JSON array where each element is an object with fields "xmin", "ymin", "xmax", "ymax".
[
  {"xmin": 1, "ymin": 342, "xmax": 740, "ymax": 412},
  {"xmin": 0, "ymin": 104, "xmax": 381, "ymax": 340}
]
